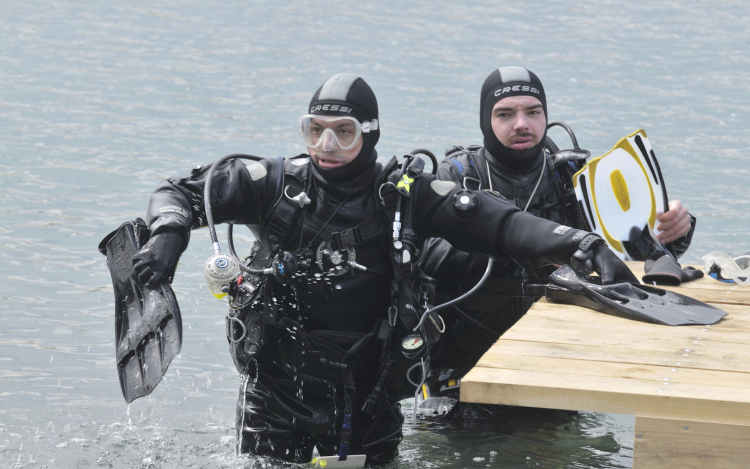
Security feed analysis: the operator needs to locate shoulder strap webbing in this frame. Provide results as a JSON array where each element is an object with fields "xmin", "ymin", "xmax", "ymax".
[
  {"xmin": 251, "ymin": 157, "xmax": 312, "ymax": 269},
  {"xmin": 330, "ymin": 218, "xmax": 384, "ymax": 250}
]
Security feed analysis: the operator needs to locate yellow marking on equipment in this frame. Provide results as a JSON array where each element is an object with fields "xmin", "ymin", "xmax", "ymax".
[
  {"xmin": 212, "ymin": 292, "xmax": 228, "ymax": 300},
  {"xmin": 610, "ymin": 169, "xmax": 631, "ymax": 212},
  {"xmin": 575, "ymin": 129, "xmax": 657, "ymax": 254},
  {"xmin": 448, "ymin": 379, "xmax": 457, "ymax": 387},
  {"xmin": 397, "ymin": 174, "xmax": 414, "ymax": 193},
  {"xmin": 422, "ymin": 384, "xmax": 429, "ymax": 399}
]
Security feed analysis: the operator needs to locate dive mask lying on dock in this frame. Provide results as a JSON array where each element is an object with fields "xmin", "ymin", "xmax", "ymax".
[
  {"xmin": 703, "ymin": 251, "xmax": 750, "ymax": 287},
  {"xmin": 524, "ymin": 265, "xmax": 727, "ymax": 326}
]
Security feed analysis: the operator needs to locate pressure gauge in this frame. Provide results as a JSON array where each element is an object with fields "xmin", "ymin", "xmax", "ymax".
[
  {"xmin": 402, "ymin": 334, "xmax": 425, "ymax": 350},
  {"xmin": 400, "ymin": 334, "xmax": 427, "ymax": 359}
]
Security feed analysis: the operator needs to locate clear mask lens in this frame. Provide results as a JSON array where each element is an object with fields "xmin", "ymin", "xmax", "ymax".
[{"xmin": 299, "ymin": 114, "xmax": 376, "ymax": 151}]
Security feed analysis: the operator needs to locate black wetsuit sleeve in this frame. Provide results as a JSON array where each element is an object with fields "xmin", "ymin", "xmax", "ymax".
[
  {"xmin": 419, "ymin": 159, "xmax": 489, "ymax": 285},
  {"xmin": 145, "ymin": 157, "xmax": 281, "ymax": 237},
  {"xmin": 667, "ymin": 214, "xmax": 696, "ymax": 260},
  {"xmin": 415, "ymin": 173, "xmax": 584, "ymax": 270}
]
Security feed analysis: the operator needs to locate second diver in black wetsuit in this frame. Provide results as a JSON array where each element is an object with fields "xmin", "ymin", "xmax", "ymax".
[{"xmin": 420, "ymin": 66, "xmax": 696, "ymax": 419}]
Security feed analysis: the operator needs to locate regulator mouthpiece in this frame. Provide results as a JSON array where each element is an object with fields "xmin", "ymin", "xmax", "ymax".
[{"xmin": 204, "ymin": 253, "xmax": 240, "ymax": 299}]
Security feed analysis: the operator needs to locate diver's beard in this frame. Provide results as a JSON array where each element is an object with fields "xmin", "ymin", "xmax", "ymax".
[
  {"xmin": 504, "ymin": 145, "xmax": 542, "ymax": 167},
  {"xmin": 484, "ymin": 134, "xmax": 546, "ymax": 174}
]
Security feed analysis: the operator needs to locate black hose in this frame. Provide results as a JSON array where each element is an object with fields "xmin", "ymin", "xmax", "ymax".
[
  {"xmin": 544, "ymin": 125, "xmax": 589, "ymax": 230},
  {"xmin": 413, "ymin": 258, "xmax": 494, "ymax": 331},
  {"xmin": 547, "ymin": 122, "xmax": 581, "ymax": 149},
  {"xmin": 227, "ymin": 223, "xmax": 238, "ymax": 259},
  {"xmin": 563, "ymin": 163, "xmax": 590, "ymax": 231},
  {"xmin": 408, "ymin": 148, "xmax": 439, "ymax": 175},
  {"xmin": 544, "ymin": 136, "xmax": 560, "ymax": 155}
]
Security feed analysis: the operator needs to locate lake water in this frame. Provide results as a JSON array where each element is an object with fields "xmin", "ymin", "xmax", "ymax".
[{"xmin": 1, "ymin": 0, "xmax": 748, "ymax": 467}]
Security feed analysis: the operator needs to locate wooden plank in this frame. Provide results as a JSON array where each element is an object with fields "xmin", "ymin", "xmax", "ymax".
[
  {"xmin": 531, "ymin": 301, "xmax": 750, "ymax": 332},
  {"xmin": 460, "ymin": 367, "xmax": 750, "ymax": 425},
  {"xmin": 473, "ymin": 353, "xmax": 750, "ymax": 389},
  {"xmin": 633, "ymin": 416, "xmax": 750, "ymax": 468},
  {"xmin": 517, "ymin": 309, "xmax": 750, "ymax": 345},
  {"xmin": 477, "ymin": 339, "xmax": 750, "ymax": 373},
  {"xmin": 534, "ymin": 299, "xmax": 749, "ymax": 319},
  {"xmin": 528, "ymin": 302, "xmax": 750, "ymax": 330},
  {"xmin": 500, "ymin": 325, "xmax": 750, "ymax": 358}
]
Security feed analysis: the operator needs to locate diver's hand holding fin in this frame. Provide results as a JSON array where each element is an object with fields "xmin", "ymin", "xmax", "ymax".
[
  {"xmin": 656, "ymin": 200, "xmax": 692, "ymax": 245},
  {"xmin": 133, "ymin": 231, "xmax": 187, "ymax": 285},
  {"xmin": 99, "ymin": 219, "xmax": 184, "ymax": 403},
  {"xmin": 571, "ymin": 234, "xmax": 639, "ymax": 284}
]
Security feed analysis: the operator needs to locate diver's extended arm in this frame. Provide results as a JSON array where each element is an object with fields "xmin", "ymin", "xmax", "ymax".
[
  {"xmin": 416, "ymin": 175, "xmax": 637, "ymax": 284},
  {"xmin": 135, "ymin": 157, "xmax": 280, "ymax": 284},
  {"xmin": 146, "ymin": 158, "xmax": 280, "ymax": 238}
]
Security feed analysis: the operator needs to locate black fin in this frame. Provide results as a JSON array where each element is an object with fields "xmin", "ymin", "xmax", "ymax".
[
  {"xmin": 101, "ymin": 220, "xmax": 183, "ymax": 403},
  {"xmin": 544, "ymin": 265, "xmax": 726, "ymax": 326}
]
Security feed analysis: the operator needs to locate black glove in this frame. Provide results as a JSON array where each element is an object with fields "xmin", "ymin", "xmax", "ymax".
[
  {"xmin": 132, "ymin": 231, "xmax": 186, "ymax": 286},
  {"xmin": 571, "ymin": 234, "xmax": 639, "ymax": 285},
  {"xmin": 591, "ymin": 242, "xmax": 639, "ymax": 284}
]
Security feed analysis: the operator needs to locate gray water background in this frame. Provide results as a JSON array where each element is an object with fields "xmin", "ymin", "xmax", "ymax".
[{"xmin": 1, "ymin": 0, "xmax": 749, "ymax": 467}]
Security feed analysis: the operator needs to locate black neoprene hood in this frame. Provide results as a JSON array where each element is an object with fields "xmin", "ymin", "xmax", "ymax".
[
  {"xmin": 480, "ymin": 66, "xmax": 548, "ymax": 170},
  {"xmin": 307, "ymin": 73, "xmax": 380, "ymax": 183}
]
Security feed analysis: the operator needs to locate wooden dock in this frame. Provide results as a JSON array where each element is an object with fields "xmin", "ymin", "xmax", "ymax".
[{"xmin": 460, "ymin": 262, "xmax": 750, "ymax": 468}]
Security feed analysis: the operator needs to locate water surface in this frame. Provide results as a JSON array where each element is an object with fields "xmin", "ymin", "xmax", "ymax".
[{"xmin": 2, "ymin": 0, "xmax": 749, "ymax": 467}]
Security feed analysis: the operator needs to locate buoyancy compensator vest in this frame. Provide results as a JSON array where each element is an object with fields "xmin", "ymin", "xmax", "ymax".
[
  {"xmin": 443, "ymin": 123, "xmax": 591, "ymax": 231},
  {"xmin": 212, "ymin": 151, "xmax": 443, "ymax": 456}
]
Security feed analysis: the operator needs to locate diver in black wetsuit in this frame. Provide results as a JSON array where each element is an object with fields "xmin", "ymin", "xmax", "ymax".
[
  {"xmin": 420, "ymin": 67, "xmax": 696, "ymax": 418},
  {"xmin": 130, "ymin": 73, "xmax": 637, "ymax": 464}
]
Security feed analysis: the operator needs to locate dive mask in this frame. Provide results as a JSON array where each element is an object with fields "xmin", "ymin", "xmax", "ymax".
[
  {"xmin": 703, "ymin": 251, "xmax": 750, "ymax": 286},
  {"xmin": 299, "ymin": 114, "xmax": 378, "ymax": 151}
]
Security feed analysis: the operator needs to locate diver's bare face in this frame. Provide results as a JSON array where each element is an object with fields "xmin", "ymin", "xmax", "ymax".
[
  {"xmin": 307, "ymin": 117, "xmax": 363, "ymax": 170},
  {"xmin": 490, "ymin": 96, "xmax": 546, "ymax": 150}
]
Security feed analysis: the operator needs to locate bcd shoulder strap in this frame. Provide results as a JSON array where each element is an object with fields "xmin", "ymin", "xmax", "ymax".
[
  {"xmin": 446, "ymin": 145, "xmax": 484, "ymax": 191},
  {"xmin": 250, "ymin": 156, "xmax": 312, "ymax": 269}
]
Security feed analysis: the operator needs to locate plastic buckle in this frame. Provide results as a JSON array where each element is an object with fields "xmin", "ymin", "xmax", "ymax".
[{"xmin": 439, "ymin": 378, "xmax": 461, "ymax": 393}]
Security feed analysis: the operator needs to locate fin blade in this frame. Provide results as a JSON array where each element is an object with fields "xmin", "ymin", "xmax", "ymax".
[
  {"xmin": 103, "ymin": 220, "xmax": 183, "ymax": 403},
  {"xmin": 546, "ymin": 266, "xmax": 727, "ymax": 326}
]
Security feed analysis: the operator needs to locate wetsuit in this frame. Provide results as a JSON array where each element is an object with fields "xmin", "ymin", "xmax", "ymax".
[
  {"xmin": 422, "ymin": 145, "xmax": 695, "ymax": 406},
  {"xmin": 144, "ymin": 149, "xmax": 620, "ymax": 462},
  {"xmin": 419, "ymin": 67, "xmax": 695, "ymax": 415}
]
